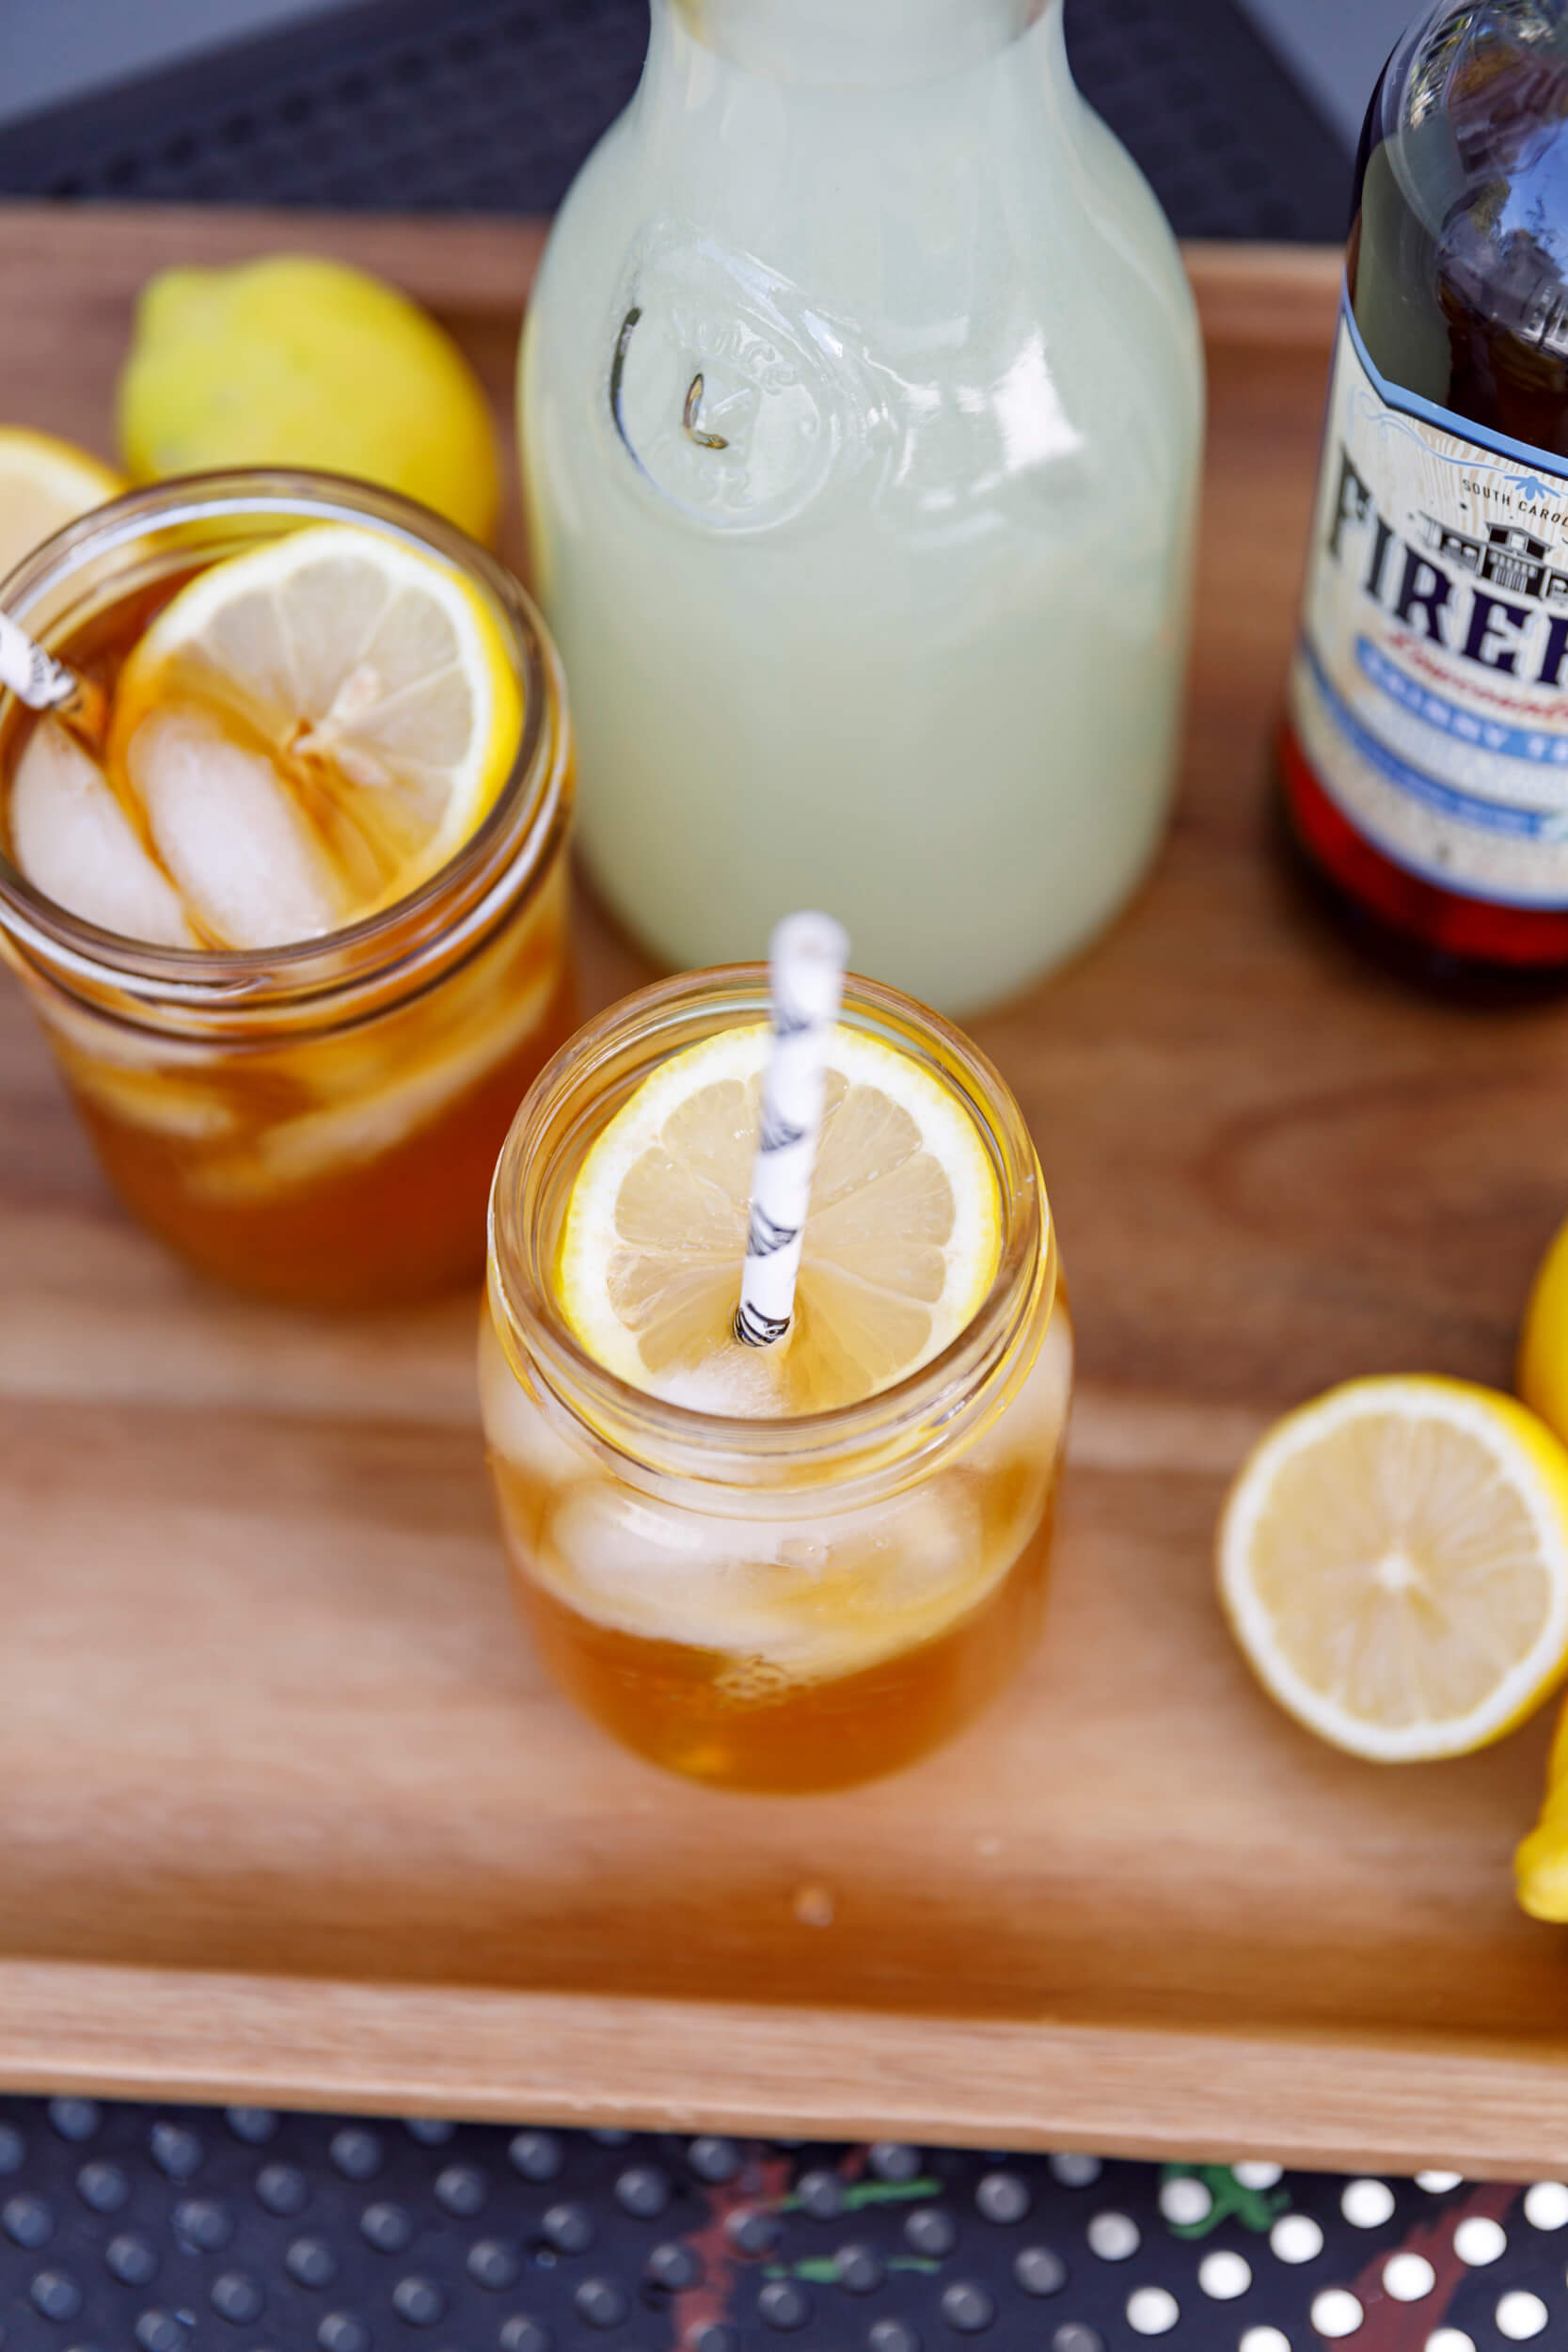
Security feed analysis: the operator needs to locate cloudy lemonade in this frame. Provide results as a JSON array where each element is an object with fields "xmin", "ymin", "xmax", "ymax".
[
  {"xmin": 483, "ymin": 967, "xmax": 1071, "ymax": 1792},
  {"xmin": 0, "ymin": 474, "xmax": 573, "ymax": 1305}
]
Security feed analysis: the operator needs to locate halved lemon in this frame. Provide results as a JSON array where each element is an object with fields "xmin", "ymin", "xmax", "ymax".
[
  {"xmin": 1217, "ymin": 1376, "xmax": 1568, "ymax": 1762},
  {"xmin": 0, "ymin": 427, "xmax": 124, "ymax": 581},
  {"xmin": 558, "ymin": 1024, "xmax": 1004, "ymax": 1416},
  {"xmin": 109, "ymin": 521, "xmax": 521, "ymax": 915}
]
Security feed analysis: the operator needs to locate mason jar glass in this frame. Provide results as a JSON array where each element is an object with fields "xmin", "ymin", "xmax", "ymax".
[
  {"xmin": 483, "ymin": 964, "xmax": 1073, "ymax": 1791},
  {"xmin": 0, "ymin": 470, "xmax": 574, "ymax": 1307}
]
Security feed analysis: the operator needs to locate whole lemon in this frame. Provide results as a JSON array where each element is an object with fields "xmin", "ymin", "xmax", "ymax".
[
  {"xmin": 118, "ymin": 255, "xmax": 500, "ymax": 544},
  {"xmin": 1519, "ymin": 1211, "xmax": 1568, "ymax": 1448},
  {"xmin": 1516, "ymin": 1694, "xmax": 1568, "ymax": 1919}
]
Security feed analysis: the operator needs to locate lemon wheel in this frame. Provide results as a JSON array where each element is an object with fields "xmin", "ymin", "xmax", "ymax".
[
  {"xmin": 0, "ymin": 427, "xmax": 124, "ymax": 580},
  {"xmin": 558, "ymin": 1023, "xmax": 1004, "ymax": 1416},
  {"xmin": 106, "ymin": 521, "xmax": 522, "ymax": 944},
  {"xmin": 1217, "ymin": 1375, "xmax": 1568, "ymax": 1762}
]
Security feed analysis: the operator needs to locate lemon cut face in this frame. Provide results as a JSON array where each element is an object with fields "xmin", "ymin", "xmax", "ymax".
[
  {"xmin": 1218, "ymin": 1376, "xmax": 1568, "ymax": 1763},
  {"xmin": 0, "ymin": 426, "xmax": 124, "ymax": 581},
  {"xmin": 559, "ymin": 1024, "xmax": 1005, "ymax": 1417},
  {"xmin": 109, "ymin": 522, "xmax": 521, "ymax": 936}
]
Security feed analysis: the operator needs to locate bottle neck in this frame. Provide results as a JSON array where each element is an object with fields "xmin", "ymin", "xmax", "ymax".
[{"xmin": 664, "ymin": 0, "xmax": 1050, "ymax": 87}]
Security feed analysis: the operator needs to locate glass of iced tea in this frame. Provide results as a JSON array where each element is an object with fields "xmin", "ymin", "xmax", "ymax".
[
  {"xmin": 483, "ymin": 964, "xmax": 1071, "ymax": 1792},
  {"xmin": 0, "ymin": 470, "xmax": 573, "ymax": 1306}
]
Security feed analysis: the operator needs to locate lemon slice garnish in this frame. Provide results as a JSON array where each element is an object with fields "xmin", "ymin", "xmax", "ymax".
[
  {"xmin": 558, "ymin": 1023, "xmax": 1003, "ymax": 1416},
  {"xmin": 1217, "ymin": 1375, "xmax": 1568, "ymax": 1762},
  {"xmin": 0, "ymin": 427, "xmax": 124, "ymax": 581},
  {"xmin": 109, "ymin": 520, "xmax": 521, "ymax": 920}
]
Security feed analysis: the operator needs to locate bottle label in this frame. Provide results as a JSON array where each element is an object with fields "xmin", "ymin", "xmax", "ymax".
[{"xmin": 1291, "ymin": 287, "xmax": 1568, "ymax": 906}]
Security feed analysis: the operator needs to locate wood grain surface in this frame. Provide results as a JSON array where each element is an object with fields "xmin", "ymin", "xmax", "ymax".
[{"xmin": 4, "ymin": 208, "xmax": 1567, "ymax": 2173}]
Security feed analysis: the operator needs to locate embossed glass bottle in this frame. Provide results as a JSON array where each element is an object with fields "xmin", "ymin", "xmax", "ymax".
[{"xmin": 519, "ymin": 0, "xmax": 1203, "ymax": 1016}]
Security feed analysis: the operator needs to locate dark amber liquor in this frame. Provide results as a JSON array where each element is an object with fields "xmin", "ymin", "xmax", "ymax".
[{"xmin": 1282, "ymin": 3, "xmax": 1568, "ymax": 984}]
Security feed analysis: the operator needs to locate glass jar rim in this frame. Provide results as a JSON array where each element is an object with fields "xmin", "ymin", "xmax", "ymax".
[
  {"xmin": 487, "ymin": 961, "xmax": 1053, "ymax": 1497},
  {"xmin": 0, "ymin": 468, "xmax": 569, "ymax": 1021}
]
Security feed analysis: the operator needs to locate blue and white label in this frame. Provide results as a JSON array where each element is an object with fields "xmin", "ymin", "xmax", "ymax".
[{"xmin": 1290, "ymin": 290, "xmax": 1568, "ymax": 905}]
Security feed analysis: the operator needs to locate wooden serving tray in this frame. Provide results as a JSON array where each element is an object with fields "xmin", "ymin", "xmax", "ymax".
[{"xmin": 3, "ymin": 207, "xmax": 1564, "ymax": 2179}]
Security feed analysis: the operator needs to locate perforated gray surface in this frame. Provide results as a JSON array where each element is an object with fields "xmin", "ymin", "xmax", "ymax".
[
  {"xmin": 0, "ymin": 0, "xmax": 1353, "ymax": 241},
  {"xmin": 3, "ymin": 2101, "xmax": 1563, "ymax": 2350}
]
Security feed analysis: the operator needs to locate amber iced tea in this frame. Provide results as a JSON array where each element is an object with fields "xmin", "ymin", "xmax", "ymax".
[
  {"xmin": 0, "ymin": 474, "xmax": 573, "ymax": 1306},
  {"xmin": 483, "ymin": 970, "xmax": 1071, "ymax": 1793},
  {"xmin": 482, "ymin": 1308, "xmax": 1069, "ymax": 1790}
]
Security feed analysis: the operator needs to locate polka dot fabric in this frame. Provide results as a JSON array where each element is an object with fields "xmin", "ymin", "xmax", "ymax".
[{"xmin": 2, "ymin": 2102, "xmax": 1567, "ymax": 2347}]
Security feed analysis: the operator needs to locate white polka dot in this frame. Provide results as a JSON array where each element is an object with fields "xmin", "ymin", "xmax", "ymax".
[
  {"xmin": 1497, "ymin": 2293, "xmax": 1550, "ymax": 2342},
  {"xmin": 1049, "ymin": 2152, "xmax": 1101, "ymax": 2186},
  {"xmin": 1525, "ymin": 2180, "xmax": 1568, "ymax": 2231},
  {"xmin": 1126, "ymin": 2285, "xmax": 1179, "ymax": 2336},
  {"xmin": 1234, "ymin": 2161, "xmax": 1284, "ymax": 2190},
  {"xmin": 1086, "ymin": 2210, "xmax": 1139, "ymax": 2260},
  {"xmin": 1454, "ymin": 2215, "xmax": 1507, "ymax": 2265},
  {"xmin": 1270, "ymin": 2213, "xmax": 1323, "ymax": 2264},
  {"xmin": 1383, "ymin": 2252, "xmax": 1435, "ymax": 2301},
  {"xmin": 1425, "ymin": 2332, "xmax": 1477, "ymax": 2352},
  {"xmin": 1342, "ymin": 2177, "xmax": 1396, "ymax": 2228},
  {"xmin": 1239, "ymin": 2331, "xmax": 1291, "ymax": 2352},
  {"xmin": 1160, "ymin": 2175, "xmax": 1212, "ymax": 2226},
  {"xmin": 1198, "ymin": 2249, "xmax": 1251, "ymax": 2298},
  {"xmin": 1311, "ymin": 2288, "xmax": 1364, "ymax": 2338},
  {"xmin": 1417, "ymin": 2171, "xmax": 1463, "ymax": 2193}
]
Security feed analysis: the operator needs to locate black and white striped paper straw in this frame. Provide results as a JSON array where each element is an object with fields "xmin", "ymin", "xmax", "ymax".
[
  {"xmin": 734, "ymin": 911, "xmax": 849, "ymax": 1351},
  {"xmin": 0, "ymin": 610, "xmax": 87, "ymax": 715},
  {"xmin": 0, "ymin": 609, "xmax": 103, "ymax": 741}
]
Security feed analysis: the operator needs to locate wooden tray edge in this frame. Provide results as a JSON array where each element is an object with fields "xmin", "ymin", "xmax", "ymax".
[
  {"xmin": 1, "ymin": 1957, "xmax": 1561, "ymax": 2180},
  {"xmin": 0, "ymin": 198, "xmax": 1338, "ymax": 348}
]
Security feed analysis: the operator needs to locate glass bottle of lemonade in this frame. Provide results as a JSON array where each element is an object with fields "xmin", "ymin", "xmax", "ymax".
[
  {"xmin": 0, "ymin": 472, "xmax": 574, "ymax": 1306},
  {"xmin": 482, "ymin": 962, "xmax": 1071, "ymax": 1792},
  {"xmin": 519, "ymin": 0, "xmax": 1203, "ymax": 1017}
]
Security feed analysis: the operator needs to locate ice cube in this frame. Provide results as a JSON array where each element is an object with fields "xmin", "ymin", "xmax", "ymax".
[
  {"xmin": 546, "ymin": 1483, "xmax": 813, "ymax": 1657},
  {"xmin": 543, "ymin": 1473, "xmax": 990, "ymax": 1674},
  {"xmin": 126, "ymin": 703, "xmax": 345, "ymax": 949},
  {"xmin": 1017, "ymin": 1311, "xmax": 1074, "ymax": 1454},
  {"xmin": 872, "ymin": 1477, "xmax": 983, "ymax": 1608},
  {"xmin": 970, "ymin": 1309, "xmax": 1074, "ymax": 1476},
  {"xmin": 187, "ymin": 961, "xmax": 558, "ymax": 1202},
  {"xmin": 479, "ymin": 1314, "xmax": 588, "ymax": 1488},
  {"xmin": 34, "ymin": 983, "xmax": 219, "ymax": 1071},
  {"xmin": 9, "ymin": 718, "xmax": 195, "ymax": 946},
  {"xmin": 657, "ymin": 1348, "xmax": 791, "ymax": 1418},
  {"xmin": 66, "ymin": 1058, "xmax": 236, "ymax": 1139}
]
